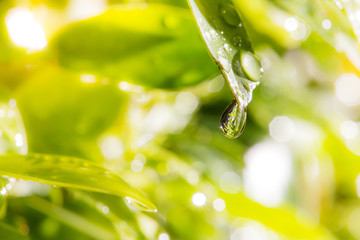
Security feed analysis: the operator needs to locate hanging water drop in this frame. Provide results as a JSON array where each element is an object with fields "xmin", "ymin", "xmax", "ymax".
[
  {"xmin": 220, "ymin": 99, "xmax": 247, "ymax": 139},
  {"xmin": 219, "ymin": 4, "xmax": 241, "ymax": 27},
  {"xmin": 124, "ymin": 196, "xmax": 158, "ymax": 212},
  {"xmin": 187, "ymin": 0, "xmax": 263, "ymax": 139},
  {"xmin": 240, "ymin": 50, "xmax": 263, "ymax": 82}
]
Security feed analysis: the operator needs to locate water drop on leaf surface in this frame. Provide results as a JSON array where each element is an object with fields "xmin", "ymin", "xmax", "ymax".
[
  {"xmin": 219, "ymin": 4, "xmax": 241, "ymax": 27},
  {"xmin": 240, "ymin": 50, "xmax": 263, "ymax": 82},
  {"xmin": 125, "ymin": 196, "xmax": 158, "ymax": 212}
]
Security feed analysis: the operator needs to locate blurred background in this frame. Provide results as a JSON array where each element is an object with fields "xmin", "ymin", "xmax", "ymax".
[{"xmin": 1, "ymin": 0, "xmax": 360, "ymax": 239}]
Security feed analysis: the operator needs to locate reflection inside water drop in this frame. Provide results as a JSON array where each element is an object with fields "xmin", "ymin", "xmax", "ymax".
[
  {"xmin": 220, "ymin": 99, "xmax": 246, "ymax": 139},
  {"xmin": 124, "ymin": 196, "xmax": 157, "ymax": 212}
]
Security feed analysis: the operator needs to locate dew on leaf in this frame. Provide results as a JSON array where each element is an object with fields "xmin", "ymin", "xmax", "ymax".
[
  {"xmin": 232, "ymin": 36, "xmax": 242, "ymax": 46},
  {"xmin": 188, "ymin": 0, "xmax": 263, "ymax": 139},
  {"xmin": 240, "ymin": 50, "xmax": 263, "ymax": 82},
  {"xmin": 223, "ymin": 43, "xmax": 232, "ymax": 53},
  {"xmin": 205, "ymin": 29, "xmax": 218, "ymax": 41},
  {"xmin": 219, "ymin": 4, "xmax": 241, "ymax": 27},
  {"xmin": 124, "ymin": 196, "xmax": 157, "ymax": 212}
]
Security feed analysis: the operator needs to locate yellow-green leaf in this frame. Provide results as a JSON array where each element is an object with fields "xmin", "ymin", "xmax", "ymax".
[{"xmin": 0, "ymin": 153, "xmax": 157, "ymax": 212}]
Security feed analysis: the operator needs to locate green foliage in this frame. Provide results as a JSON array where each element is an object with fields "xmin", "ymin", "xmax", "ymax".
[
  {"xmin": 16, "ymin": 68, "xmax": 125, "ymax": 157},
  {"xmin": 1, "ymin": 0, "xmax": 360, "ymax": 239},
  {"xmin": 0, "ymin": 153, "xmax": 156, "ymax": 212},
  {"xmin": 51, "ymin": 4, "xmax": 219, "ymax": 89},
  {"xmin": 0, "ymin": 222, "xmax": 28, "ymax": 240}
]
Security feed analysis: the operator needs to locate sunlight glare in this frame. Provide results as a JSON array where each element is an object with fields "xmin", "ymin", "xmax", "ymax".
[
  {"xmin": 335, "ymin": 73, "xmax": 360, "ymax": 106},
  {"xmin": 99, "ymin": 136, "xmax": 124, "ymax": 159},
  {"xmin": 192, "ymin": 192, "xmax": 207, "ymax": 207},
  {"xmin": 213, "ymin": 198, "xmax": 226, "ymax": 212},
  {"xmin": 5, "ymin": 7, "xmax": 47, "ymax": 50},
  {"xmin": 269, "ymin": 116, "xmax": 295, "ymax": 142},
  {"xmin": 158, "ymin": 233, "xmax": 170, "ymax": 240},
  {"xmin": 243, "ymin": 140, "xmax": 293, "ymax": 207},
  {"xmin": 341, "ymin": 120, "xmax": 359, "ymax": 139}
]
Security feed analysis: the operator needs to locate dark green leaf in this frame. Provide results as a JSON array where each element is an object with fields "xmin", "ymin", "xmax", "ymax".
[
  {"xmin": 0, "ymin": 221, "xmax": 28, "ymax": 240},
  {"xmin": 51, "ymin": 4, "xmax": 219, "ymax": 89}
]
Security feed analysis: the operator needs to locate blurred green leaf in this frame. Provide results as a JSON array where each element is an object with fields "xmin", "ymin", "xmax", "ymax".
[
  {"xmin": 25, "ymin": 197, "xmax": 117, "ymax": 240},
  {"xmin": 0, "ymin": 153, "xmax": 157, "ymax": 212},
  {"xmin": 16, "ymin": 68, "xmax": 124, "ymax": 158},
  {"xmin": 51, "ymin": 4, "xmax": 218, "ymax": 89},
  {"xmin": 0, "ymin": 178, "xmax": 6, "ymax": 212},
  {"xmin": 0, "ymin": 221, "xmax": 28, "ymax": 240},
  {"xmin": 324, "ymin": 134, "xmax": 360, "ymax": 197},
  {"xmin": 221, "ymin": 192, "xmax": 336, "ymax": 240}
]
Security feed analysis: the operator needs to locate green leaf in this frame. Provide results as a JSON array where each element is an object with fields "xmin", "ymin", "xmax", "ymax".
[
  {"xmin": 25, "ymin": 197, "xmax": 117, "ymax": 240},
  {"xmin": 0, "ymin": 98, "xmax": 28, "ymax": 155},
  {"xmin": 0, "ymin": 97, "xmax": 28, "ymax": 213},
  {"xmin": 187, "ymin": 0, "xmax": 263, "ymax": 100},
  {"xmin": 187, "ymin": 0, "xmax": 263, "ymax": 138},
  {"xmin": 51, "ymin": 4, "xmax": 219, "ymax": 89},
  {"xmin": 0, "ymin": 153, "xmax": 157, "ymax": 212},
  {"xmin": 220, "ymin": 192, "xmax": 336, "ymax": 240},
  {"xmin": 0, "ymin": 178, "xmax": 6, "ymax": 213},
  {"xmin": 16, "ymin": 68, "xmax": 124, "ymax": 157},
  {"xmin": 270, "ymin": 0, "xmax": 360, "ymax": 70},
  {"xmin": 0, "ymin": 221, "xmax": 28, "ymax": 240}
]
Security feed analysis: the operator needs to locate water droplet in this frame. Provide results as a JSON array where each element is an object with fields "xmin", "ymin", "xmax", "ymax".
[
  {"xmin": 220, "ymin": 99, "xmax": 246, "ymax": 139},
  {"xmin": 205, "ymin": 29, "xmax": 218, "ymax": 42},
  {"xmin": 124, "ymin": 197, "xmax": 157, "ymax": 212},
  {"xmin": 101, "ymin": 205, "xmax": 110, "ymax": 214},
  {"xmin": 233, "ymin": 36, "xmax": 242, "ymax": 46},
  {"xmin": 219, "ymin": 4, "xmax": 241, "ymax": 27},
  {"xmin": 223, "ymin": 43, "xmax": 232, "ymax": 53},
  {"xmin": 240, "ymin": 50, "xmax": 263, "ymax": 82}
]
